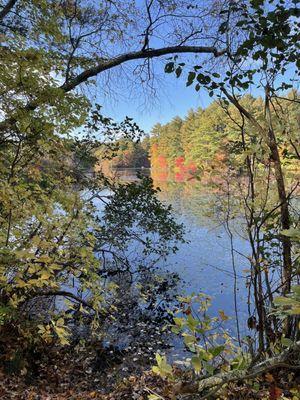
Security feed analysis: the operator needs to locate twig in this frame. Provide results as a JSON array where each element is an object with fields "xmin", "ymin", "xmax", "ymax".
[{"xmin": 144, "ymin": 385, "xmax": 166, "ymax": 399}]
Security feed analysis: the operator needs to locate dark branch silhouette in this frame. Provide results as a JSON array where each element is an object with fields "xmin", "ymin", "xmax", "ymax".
[
  {"xmin": 0, "ymin": 44, "xmax": 226, "ymax": 131},
  {"xmin": 0, "ymin": 0, "xmax": 18, "ymax": 21}
]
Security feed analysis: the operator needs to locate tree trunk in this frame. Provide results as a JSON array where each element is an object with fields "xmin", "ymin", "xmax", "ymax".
[
  {"xmin": 221, "ymin": 88, "xmax": 293, "ymax": 295},
  {"xmin": 265, "ymin": 92, "xmax": 292, "ymax": 294}
]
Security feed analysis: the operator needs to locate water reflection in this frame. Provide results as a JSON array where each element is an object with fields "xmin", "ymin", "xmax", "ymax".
[{"xmin": 115, "ymin": 168, "xmax": 251, "ymax": 338}]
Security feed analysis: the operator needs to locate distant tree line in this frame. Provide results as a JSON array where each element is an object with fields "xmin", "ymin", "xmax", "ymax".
[
  {"xmin": 150, "ymin": 92, "xmax": 300, "ymax": 177},
  {"xmin": 95, "ymin": 137, "xmax": 151, "ymax": 171}
]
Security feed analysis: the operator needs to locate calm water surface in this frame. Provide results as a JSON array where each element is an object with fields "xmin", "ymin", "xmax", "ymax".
[{"xmin": 116, "ymin": 168, "xmax": 251, "ymax": 339}]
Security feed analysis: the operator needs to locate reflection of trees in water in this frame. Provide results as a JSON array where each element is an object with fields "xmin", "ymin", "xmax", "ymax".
[
  {"xmin": 151, "ymin": 169, "xmax": 296, "ymax": 236},
  {"xmin": 84, "ymin": 175, "xmax": 185, "ymax": 356},
  {"xmin": 151, "ymin": 170, "xmax": 226, "ymax": 228},
  {"xmin": 97, "ymin": 255, "xmax": 180, "ymax": 361}
]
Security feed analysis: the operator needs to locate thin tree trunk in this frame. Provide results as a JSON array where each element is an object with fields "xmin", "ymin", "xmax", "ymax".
[
  {"xmin": 221, "ymin": 88, "xmax": 293, "ymax": 296},
  {"xmin": 265, "ymin": 90, "xmax": 292, "ymax": 294}
]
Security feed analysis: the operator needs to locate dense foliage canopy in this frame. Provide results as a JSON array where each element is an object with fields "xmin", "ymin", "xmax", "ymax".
[{"xmin": 150, "ymin": 94, "xmax": 300, "ymax": 176}]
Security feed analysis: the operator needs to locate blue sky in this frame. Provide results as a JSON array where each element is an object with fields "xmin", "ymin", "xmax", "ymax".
[
  {"xmin": 94, "ymin": 54, "xmax": 298, "ymax": 136},
  {"xmin": 75, "ymin": 0, "xmax": 299, "ymax": 137},
  {"xmin": 97, "ymin": 66, "xmax": 212, "ymax": 135}
]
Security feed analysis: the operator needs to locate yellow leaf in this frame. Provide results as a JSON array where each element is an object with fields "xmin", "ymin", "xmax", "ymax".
[
  {"xmin": 219, "ymin": 310, "xmax": 229, "ymax": 321},
  {"xmin": 40, "ymin": 270, "xmax": 52, "ymax": 280},
  {"xmin": 265, "ymin": 372, "xmax": 274, "ymax": 383}
]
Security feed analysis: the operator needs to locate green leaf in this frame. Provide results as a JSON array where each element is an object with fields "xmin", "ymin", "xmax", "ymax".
[
  {"xmin": 274, "ymin": 297, "xmax": 295, "ymax": 305},
  {"xmin": 292, "ymin": 286, "xmax": 300, "ymax": 296},
  {"xmin": 183, "ymin": 334, "xmax": 197, "ymax": 348},
  {"xmin": 281, "ymin": 337, "xmax": 293, "ymax": 347},
  {"xmin": 165, "ymin": 62, "xmax": 175, "ymax": 73},
  {"xmin": 173, "ymin": 317, "xmax": 185, "ymax": 327},
  {"xmin": 187, "ymin": 71, "xmax": 196, "ymax": 86},
  {"xmin": 203, "ymin": 361, "xmax": 215, "ymax": 375},
  {"xmin": 148, "ymin": 395, "xmax": 161, "ymax": 400},
  {"xmin": 175, "ymin": 67, "xmax": 182, "ymax": 78},
  {"xmin": 191, "ymin": 356, "xmax": 202, "ymax": 373},
  {"xmin": 153, "ymin": 353, "xmax": 173, "ymax": 378},
  {"xmin": 209, "ymin": 345, "xmax": 225, "ymax": 357},
  {"xmin": 281, "ymin": 228, "xmax": 300, "ymax": 240}
]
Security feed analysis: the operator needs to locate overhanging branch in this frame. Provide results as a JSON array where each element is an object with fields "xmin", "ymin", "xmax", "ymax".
[
  {"xmin": 62, "ymin": 45, "xmax": 226, "ymax": 92},
  {"xmin": 34, "ymin": 290, "xmax": 94, "ymax": 310},
  {"xmin": 0, "ymin": 44, "xmax": 225, "ymax": 131}
]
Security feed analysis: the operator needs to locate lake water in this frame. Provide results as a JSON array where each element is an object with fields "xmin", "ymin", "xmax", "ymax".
[{"xmin": 114, "ymin": 168, "xmax": 251, "ymax": 340}]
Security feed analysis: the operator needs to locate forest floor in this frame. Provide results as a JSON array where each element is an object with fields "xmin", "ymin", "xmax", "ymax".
[{"xmin": 0, "ymin": 344, "xmax": 299, "ymax": 400}]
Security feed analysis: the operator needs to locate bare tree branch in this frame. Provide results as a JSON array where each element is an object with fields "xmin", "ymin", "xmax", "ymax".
[
  {"xmin": 0, "ymin": 0, "xmax": 18, "ymax": 21},
  {"xmin": 182, "ymin": 341, "xmax": 300, "ymax": 399},
  {"xmin": 62, "ymin": 45, "xmax": 226, "ymax": 91},
  {"xmin": 34, "ymin": 290, "xmax": 95, "ymax": 310},
  {"xmin": 142, "ymin": 0, "xmax": 154, "ymax": 51}
]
